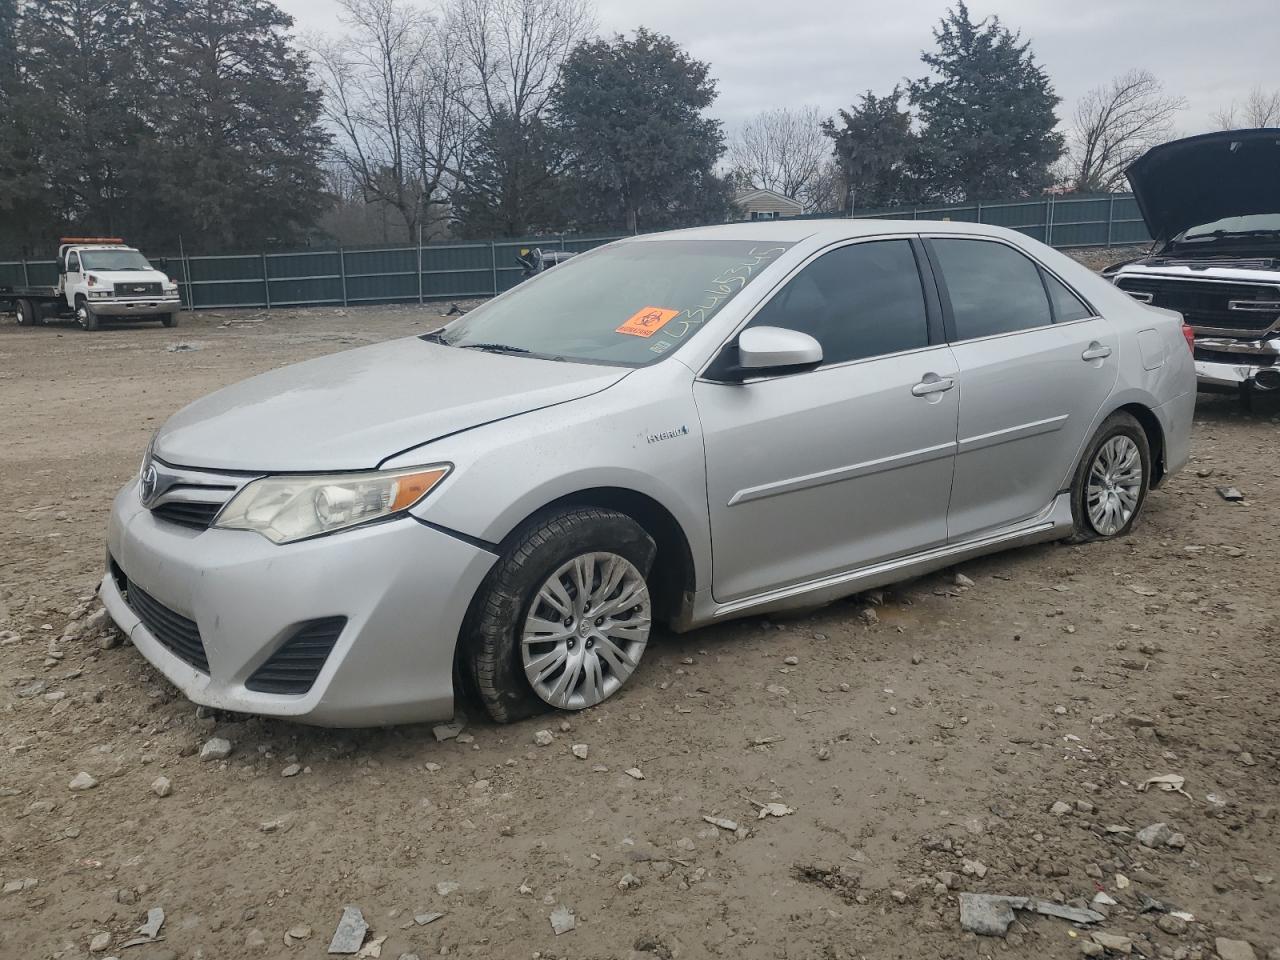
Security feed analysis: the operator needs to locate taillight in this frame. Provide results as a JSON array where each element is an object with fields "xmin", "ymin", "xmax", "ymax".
[{"xmin": 1182, "ymin": 322, "xmax": 1195, "ymax": 354}]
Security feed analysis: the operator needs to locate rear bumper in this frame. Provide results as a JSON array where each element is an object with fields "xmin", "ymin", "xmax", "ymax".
[
  {"xmin": 1194, "ymin": 337, "xmax": 1280, "ymax": 391},
  {"xmin": 101, "ymin": 478, "xmax": 496, "ymax": 727},
  {"xmin": 92, "ymin": 297, "xmax": 180, "ymax": 317}
]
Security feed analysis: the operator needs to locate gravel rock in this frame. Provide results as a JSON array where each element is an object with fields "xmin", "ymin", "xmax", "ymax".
[
  {"xmin": 1156, "ymin": 914, "xmax": 1188, "ymax": 935},
  {"xmin": 953, "ymin": 572, "xmax": 975, "ymax": 588},
  {"xmin": 1091, "ymin": 932, "xmax": 1133, "ymax": 954},
  {"xmin": 199, "ymin": 738, "xmax": 232, "ymax": 761},
  {"xmin": 327, "ymin": 905, "xmax": 368, "ymax": 954},
  {"xmin": 571, "ymin": 744, "xmax": 589, "ymax": 759},
  {"xmin": 1215, "ymin": 939, "xmax": 1258, "ymax": 960},
  {"xmin": 245, "ymin": 928, "xmax": 267, "ymax": 950},
  {"xmin": 89, "ymin": 932, "xmax": 111, "ymax": 952},
  {"xmin": 1137, "ymin": 822, "xmax": 1174, "ymax": 848},
  {"xmin": 151, "ymin": 776, "xmax": 172, "ymax": 797},
  {"xmin": 549, "ymin": 904, "xmax": 575, "ymax": 935},
  {"xmin": 281, "ymin": 763, "xmax": 301, "ymax": 778},
  {"xmin": 533, "ymin": 729, "xmax": 554, "ymax": 746},
  {"xmin": 1050, "ymin": 800, "xmax": 1073, "ymax": 815},
  {"xmin": 69, "ymin": 771, "xmax": 98, "ymax": 791}
]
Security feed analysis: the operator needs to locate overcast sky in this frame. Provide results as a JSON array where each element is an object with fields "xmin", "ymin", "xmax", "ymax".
[{"xmin": 277, "ymin": 0, "xmax": 1274, "ymax": 136}]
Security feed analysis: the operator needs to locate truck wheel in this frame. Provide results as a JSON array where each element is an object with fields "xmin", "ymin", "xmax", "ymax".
[
  {"xmin": 75, "ymin": 298, "xmax": 100, "ymax": 331},
  {"xmin": 160, "ymin": 312, "xmax": 178, "ymax": 328},
  {"xmin": 16, "ymin": 298, "xmax": 37, "ymax": 326}
]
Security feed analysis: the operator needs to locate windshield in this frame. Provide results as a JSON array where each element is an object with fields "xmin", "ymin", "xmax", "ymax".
[
  {"xmin": 1178, "ymin": 213, "xmax": 1280, "ymax": 242},
  {"xmin": 437, "ymin": 239, "xmax": 793, "ymax": 366},
  {"xmin": 80, "ymin": 249, "xmax": 154, "ymax": 271}
]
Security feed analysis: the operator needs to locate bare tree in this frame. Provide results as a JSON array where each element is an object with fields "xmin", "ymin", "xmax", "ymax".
[
  {"xmin": 1213, "ymin": 86, "xmax": 1280, "ymax": 129},
  {"xmin": 447, "ymin": 0, "xmax": 593, "ymax": 125},
  {"xmin": 311, "ymin": 0, "xmax": 470, "ymax": 241},
  {"xmin": 1064, "ymin": 70, "xmax": 1186, "ymax": 193},
  {"xmin": 727, "ymin": 106, "xmax": 831, "ymax": 209}
]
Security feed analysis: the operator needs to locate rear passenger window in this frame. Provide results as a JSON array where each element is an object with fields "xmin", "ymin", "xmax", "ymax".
[
  {"xmin": 932, "ymin": 239, "xmax": 1051, "ymax": 340},
  {"xmin": 746, "ymin": 239, "xmax": 929, "ymax": 365},
  {"xmin": 1042, "ymin": 270, "xmax": 1094, "ymax": 322}
]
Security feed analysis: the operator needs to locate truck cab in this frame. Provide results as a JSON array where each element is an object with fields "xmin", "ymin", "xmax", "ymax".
[{"xmin": 4, "ymin": 237, "xmax": 182, "ymax": 330}]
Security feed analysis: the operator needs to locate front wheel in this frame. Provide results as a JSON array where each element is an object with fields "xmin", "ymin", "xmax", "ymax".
[
  {"xmin": 1068, "ymin": 412, "xmax": 1151, "ymax": 541},
  {"xmin": 76, "ymin": 299, "xmax": 100, "ymax": 331},
  {"xmin": 465, "ymin": 507, "xmax": 656, "ymax": 723}
]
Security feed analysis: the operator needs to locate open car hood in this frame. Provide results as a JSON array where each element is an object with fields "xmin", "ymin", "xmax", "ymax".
[{"xmin": 1126, "ymin": 129, "xmax": 1280, "ymax": 246}]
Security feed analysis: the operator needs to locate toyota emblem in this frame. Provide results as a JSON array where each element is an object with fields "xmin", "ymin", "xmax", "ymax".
[{"xmin": 139, "ymin": 462, "xmax": 159, "ymax": 505}]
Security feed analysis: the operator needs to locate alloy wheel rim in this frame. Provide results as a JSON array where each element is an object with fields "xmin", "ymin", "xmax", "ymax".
[
  {"xmin": 521, "ymin": 551, "xmax": 651, "ymax": 710},
  {"xmin": 1086, "ymin": 435, "xmax": 1142, "ymax": 536}
]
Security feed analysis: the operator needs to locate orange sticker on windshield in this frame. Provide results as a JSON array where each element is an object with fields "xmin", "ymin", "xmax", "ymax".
[{"xmin": 617, "ymin": 306, "xmax": 680, "ymax": 338}]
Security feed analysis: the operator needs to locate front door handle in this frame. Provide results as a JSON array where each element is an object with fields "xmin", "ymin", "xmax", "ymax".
[
  {"xmin": 912, "ymin": 374, "xmax": 955, "ymax": 397},
  {"xmin": 1082, "ymin": 342, "xmax": 1112, "ymax": 361}
]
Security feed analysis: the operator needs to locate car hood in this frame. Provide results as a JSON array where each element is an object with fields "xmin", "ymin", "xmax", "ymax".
[
  {"xmin": 1126, "ymin": 128, "xmax": 1280, "ymax": 245},
  {"xmin": 155, "ymin": 337, "xmax": 629, "ymax": 472},
  {"xmin": 88, "ymin": 269, "xmax": 171, "ymax": 286}
]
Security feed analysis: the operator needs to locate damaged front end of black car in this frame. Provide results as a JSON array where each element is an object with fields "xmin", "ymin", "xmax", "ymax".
[{"xmin": 1108, "ymin": 128, "xmax": 1280, "ymax": 397}]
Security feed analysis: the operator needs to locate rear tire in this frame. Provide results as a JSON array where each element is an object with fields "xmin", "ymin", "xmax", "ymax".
[
  {"xmin": 75, "ymin": 298, "xmax": 99, "ymax": 331},
  {"xmin": 15, "ymin": 298, "xmax": 37, "ymax": 326},
  {"xmin": 1067, "ymin": 411, "xmax": 1151, "ymax": 542},
  {"xmin": 160, "ymin": 312, "xmax": 178, "ymax": 327},
  {"xmin": 464, "ymin": 507, "xmax": 656, "ymax": 723}
]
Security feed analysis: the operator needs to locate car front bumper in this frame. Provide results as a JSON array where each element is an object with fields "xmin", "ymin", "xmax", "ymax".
[
  {"xmin": 100, "ymin": 478, "xmax": 496, "ymax": 727},
  {"xmin": 1194, "ymin": 337, "xmax": 1280, "ymax": 392},
  {"xmin": 91, "ymin": 297, "xmax": 181, "ymax": 317}
]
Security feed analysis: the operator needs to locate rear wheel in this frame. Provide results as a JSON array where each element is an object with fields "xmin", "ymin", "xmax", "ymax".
[
  {"xmin": 75, "ymin": 298, "xmax": 100, "ymax": 331},
  {"xmin": 1068, "ymin": 412, "xmax": 1150, "ymax": 541},
  {"xmin": 465, "ymin": 507, "xmax": 656, "ymax": 723},
  {"xmin": 15, "ymin": 298, "xmax": 38, "ymax": 326}
]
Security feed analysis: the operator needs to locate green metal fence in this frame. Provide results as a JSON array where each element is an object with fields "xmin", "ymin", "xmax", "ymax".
[
  {"xmin": 0, "ymin": 193, "xmax": 1151, "ymax": 312},
  {"xmin": 851, "ymin": 192, "xmax": 1151, "ymax": 248}
]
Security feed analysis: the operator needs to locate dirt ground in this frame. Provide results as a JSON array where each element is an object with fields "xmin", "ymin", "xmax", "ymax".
[{"xmin": 1, "ymin": 284, "xmax": 1277, "ymax": 960}]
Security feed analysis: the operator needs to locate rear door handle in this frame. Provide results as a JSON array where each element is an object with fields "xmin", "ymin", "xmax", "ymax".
[
  {"xmin": 912, "ymin": 374, "xmax": 955, "ymax": 397},
  {"xmin": 1082, "ymin": 342, "xmax": 1112, "ymax": 361}
]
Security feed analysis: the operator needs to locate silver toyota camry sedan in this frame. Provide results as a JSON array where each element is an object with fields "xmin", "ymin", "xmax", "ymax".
[{"xmin": 101, "ymin": 220, "xmax": 1196, "ymax": 726}]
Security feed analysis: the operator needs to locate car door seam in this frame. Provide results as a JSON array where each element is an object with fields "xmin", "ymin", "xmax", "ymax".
[{"xmin": 727, "ymin": 439, "xmax": 957, "ymax": 506}]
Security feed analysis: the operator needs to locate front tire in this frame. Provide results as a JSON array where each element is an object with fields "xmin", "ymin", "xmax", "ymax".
[
  {"xmin": 76, "ymin": 298, "xmax": 100, "ymax": 331},
  {"xmin": 1068, "ymin": 412, "xmax": 1150, "ymax": 541},
  {"xmin": 465, "ymin": 507, "xmax": 656, "ymax": 723}
]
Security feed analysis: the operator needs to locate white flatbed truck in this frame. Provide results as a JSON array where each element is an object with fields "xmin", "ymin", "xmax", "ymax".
[{"xmin": 1, "ymin": 238, "xmax": 182, "ymax": 331}]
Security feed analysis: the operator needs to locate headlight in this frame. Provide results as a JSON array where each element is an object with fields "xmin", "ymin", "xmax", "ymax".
[
  {"xmin": 163, "ymin": 282, "xmax": 178, "ymax": 292},
  {"xmin": 213, "ymin": 465, "xmax": 450, "ymax": 544},
  {"xmin": 89, "ymin": 290, "xmax": 112, "ymax": 299}
]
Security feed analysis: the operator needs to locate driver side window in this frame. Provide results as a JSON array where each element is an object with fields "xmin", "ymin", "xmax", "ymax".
[
  {"xmin": 67, "ymin": 253, "xmax": 81, "ymax": 274},
  {"xmin": 745, "ymin": 239, "xmax": 930, "ymax": 366}
]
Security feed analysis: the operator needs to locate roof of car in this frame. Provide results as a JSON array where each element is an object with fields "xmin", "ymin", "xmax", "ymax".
[{"xmin": 628, "ymin": 218, "xmax": 1024, "ymax": 244}]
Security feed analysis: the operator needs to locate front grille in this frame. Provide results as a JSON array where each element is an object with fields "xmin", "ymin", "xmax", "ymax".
[
  {"xmin": 245, "ymin": 618, "xmax": 347, "ymax": 695},
  {"xmin": 124, "ymin": 578, "xmax": 209, "ymax": 673},
  {"xmin": 1115, "ymin": 276, "xmax": 1280, "ymax": 333},
  {"xmin": 152, "ymin": 501, "xmax": 222, "ymax": 530},
  {"xmin": 113, "ymin": 281, "xmax": 162, "ymax": 296}
]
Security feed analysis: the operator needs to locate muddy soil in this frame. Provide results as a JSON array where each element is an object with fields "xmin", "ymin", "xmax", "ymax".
[{"xmin": 1, "ymin": 291, "xmax": 1276, "ymax": 960}]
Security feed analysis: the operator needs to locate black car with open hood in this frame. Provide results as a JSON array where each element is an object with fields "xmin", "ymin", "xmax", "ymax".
[
  {"xmin": 1126, "ymin": 128, "xmax": 1280, "ymax": 249},
  {"xmin": 1110, "ymin": 129, "xmax": 1280, "ymax": 396}
]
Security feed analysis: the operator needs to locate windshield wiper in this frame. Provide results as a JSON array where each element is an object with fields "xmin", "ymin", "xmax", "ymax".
[{"xmin": 458, "ymin": 342, "xmax": 531, "ymax": 355}]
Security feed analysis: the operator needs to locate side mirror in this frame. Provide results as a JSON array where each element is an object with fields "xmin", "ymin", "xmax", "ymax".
[{"xmin": 708, "ymin": 326, "xmax": 823, "ymax": 381}]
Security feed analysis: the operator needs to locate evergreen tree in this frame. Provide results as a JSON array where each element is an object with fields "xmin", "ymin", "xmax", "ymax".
[
  {"xmin": 822, "ymin": 87, "xmax": 918, "ymax": 212},
  {"xmin": 453, "ymin": 110, "xmax": 566, "ymax": 238},
  {"xmin": 909, "ymin": 2, "xmax": 1063, "ymax": 202},
  {"xmin": 13, "ymin": 0, "xmax": 141, "ymax": 236},
  {"xmin": 143, "ymin": 0, "xmax": 330, "ymax": 250},
  {"xmin": 551, "ymin": 29, "xmax": 733, "ymax": 233}
]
